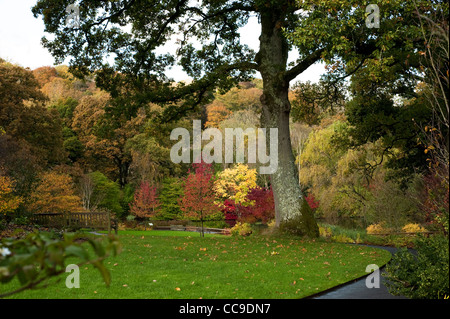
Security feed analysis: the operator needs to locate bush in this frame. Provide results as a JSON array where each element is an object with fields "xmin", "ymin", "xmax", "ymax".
[
  {"xmin": 319, "ymin": 226, "xmax": 333, "ymax": 238},
  {"xmin": 230, "ymin": 222, "xmax": 252, "ymax": 237},
  {"xmin": 366, "ymin": 222, "xmax": 391, "ymax": 235},
  {"xmin": 402, "ymin": 223, "xmax": 427, "ymax": 233},
  {"xmin": 384, "ymin": 235, "xmax": 449, "ymax": 299},
  {"xmin": 331, "ymin": 234, "xmax": 354, "ymax": 243}
]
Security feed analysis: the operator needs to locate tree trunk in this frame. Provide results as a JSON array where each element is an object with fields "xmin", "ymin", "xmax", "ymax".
[
  {"xmin": 257, "ymin": 9, "xmax": 319, "ymax": 237},
  {"xmin": 115, "ymin": 156, "xmax": 130, "ymax": 188},
  {"xmin": 201, "ymin": 218, "xmax": 204, "ymax": 237}
]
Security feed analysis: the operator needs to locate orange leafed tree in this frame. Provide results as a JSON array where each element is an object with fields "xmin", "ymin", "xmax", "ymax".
[
  {"xmin": 0, "ymin": 174, "xmax": 23, "ymax": 215},
  {"xmin": 179, "ymin": 162, "xmax": 220, "ymax": 237},
  {"xmin": 28, "ymin": 171, "xmax": 83, "ymax": 214},
  {"xmin": 32, "ymin": 66, "xmax": 58, "ymax": 87},
  {"xmin": 129, "ymin": 181, "xmax": 160, "ymax": 218},
  {"xmin": 205, "ymin": 100, "xmax": 231, "ymax": 128}
]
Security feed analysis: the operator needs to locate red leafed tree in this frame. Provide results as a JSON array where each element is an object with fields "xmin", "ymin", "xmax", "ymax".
[
  {"xmin": 129, "ymin": 181, "xmax": 160, "ymax": 219},
  {"xmin": 179, "ymin": 162, "xmax": 219, "ymax": 237},
  {"xmin": 222, "ymin": 199, "xmax": 238, "ymax": 226},
  {"xmin": 239, "ymin": 187, "xmax": 275, "ymax": 224}
]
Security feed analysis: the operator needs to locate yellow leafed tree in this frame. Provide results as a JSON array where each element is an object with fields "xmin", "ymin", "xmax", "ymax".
[
  {"xmin": 214, "ymin": 164, "xmax": 257, "ymax": 208},
  {"xmin": 0, "ymin": 175, "xmax": 23, "ymax": 215},
  {"xmin": 28, "ymin": 171, "xmax": 83, "ymax": 214}
]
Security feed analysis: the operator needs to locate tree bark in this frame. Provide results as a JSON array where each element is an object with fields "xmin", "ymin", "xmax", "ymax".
[{"xmin": 257, "ymin": 9, "xmax": 318, "ymax": 237}]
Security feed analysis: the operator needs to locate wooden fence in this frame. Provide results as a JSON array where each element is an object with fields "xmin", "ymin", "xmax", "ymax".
[{"xmin": 31, "ymin": 212, "xmax": 118, "ymax": 234}]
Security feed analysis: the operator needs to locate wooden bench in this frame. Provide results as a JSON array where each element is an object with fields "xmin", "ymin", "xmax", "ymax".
[{"xmin": 31, "ymin": 212, "xmax": 118, "ymax": 235}]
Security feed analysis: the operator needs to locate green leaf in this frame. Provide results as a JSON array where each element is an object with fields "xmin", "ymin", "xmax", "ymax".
[
  {"xmin": 65, "ymin": 245, "xmax": 90, "ymax": 261},
  {"xmin": 92, "ymin": 260, "xmax": 111, "ymax": 287}
]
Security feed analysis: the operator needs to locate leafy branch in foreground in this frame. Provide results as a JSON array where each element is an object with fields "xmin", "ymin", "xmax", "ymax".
[{"xmin": 0, "ymin": 231, "xmax": 121, "ymax": 298}]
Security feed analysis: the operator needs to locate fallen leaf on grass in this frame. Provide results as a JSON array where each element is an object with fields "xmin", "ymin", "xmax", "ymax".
[{"xmin": 175, "ymin": 287, "xmax": 181, "ymax": 291}]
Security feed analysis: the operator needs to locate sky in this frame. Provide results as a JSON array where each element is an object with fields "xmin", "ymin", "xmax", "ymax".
[{"xmin": 0, "ymin": 0, "xmax": 325, "ymax": 83}]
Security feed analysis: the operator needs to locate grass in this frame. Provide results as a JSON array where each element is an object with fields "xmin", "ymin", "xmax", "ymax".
[{"xmin": 2, "ymin": 230, "xmax": 392, "ymax": 299}]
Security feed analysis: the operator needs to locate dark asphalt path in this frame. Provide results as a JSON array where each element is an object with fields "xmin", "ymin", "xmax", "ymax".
[{"xmin": 309, "ymin": 245, "xmax": 408, "ymax": 299}]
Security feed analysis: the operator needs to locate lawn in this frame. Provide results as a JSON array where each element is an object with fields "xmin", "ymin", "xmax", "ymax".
[{"xmin": 3, "ymin": 230, "xmax": 392, "ymax": 299}]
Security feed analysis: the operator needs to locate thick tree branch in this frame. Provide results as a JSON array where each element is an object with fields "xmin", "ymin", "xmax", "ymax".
[{"xmin": 284, "ymin": 48, "xmax": 326, "ymax": 82}]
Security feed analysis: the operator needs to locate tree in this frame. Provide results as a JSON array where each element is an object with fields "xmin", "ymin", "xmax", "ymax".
[
  {"xmin": 214, "ymin": 164, "xmax": 258, "ymax": 217},
  {"xmin": 27, "ymin": 171, "xmax": 83, "ymax": 214},
  {"xmin": 0, "ymin": 60, "xmax": 66, "ymax": 166},
  {"xmin": 239, "ymin": 186, "xmax": 275, "ymax": 224},
  {"xmin": 78, "ymin": 173, "xmax": 96, "ymax": 212},
  {"xmin": 129, "ymin": 181, "xmax": 160, "ymax": 219},
  {"xmin": 0, "ymin": 175, "xmax": 23, "ymax": 216},
  {"xmin": 72, "ymin": 93, "xmax": 146, "ymax": 186},
  {"xmin": 87, "ymin": 171, "xmax": 123, "ymax": 216},
  {"xmin": 32, "ymin": 66, "xmax": 58, "ymax": 87},
  {"xmin": 158, "ymin": 177, "xmax": 184, "ymax": 221},
  {"xmin": 290, "ymin": 80, "xmax": 347, "ymax": 126},
  {"xmin": 125, "ymin": 130, "xmax": 176, "ymax": 185},
  {"xmin": 205, "ymin": 100, "xmax": 231, "ymax": 128},
  {"xmin": 33, "ymin": 0, "xmax": 434, "ymax": 236},
  {"xmin": 300, "ymin": 119, "xmax": 422, "ymax": 227},
  {"xmin": 179, "ymin": 162, "xmax": 220, "ymax": 237},
  {"xmin": 0, "ymin": 133, "xmax": 42, "ymax": 198}
]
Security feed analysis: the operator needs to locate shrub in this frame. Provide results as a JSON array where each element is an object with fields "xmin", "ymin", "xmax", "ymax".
[
  {"xmin": 366, "ymin": 222, "xmax": 391, "ymax": 235},
  {"xmin": 319, "ymin": 226, "xmax": 333, "ymax": 238},
  {"xmin": 267, "ymin": 219, "xmax": 276, "ymax": 228},
  {"xmin": 402, "ymin": 223, "xmax": 427, "ymax": 233},
  {"xmin": 230, "ymin": 222, "xmax": 252, "ymax": 237},
  {"xmin": 331, "ymin": 234, "xmax": 354, "ymax": 243},
  {"xmin": 384, "ymin": 235, "xmax": 449, "ymax": 299},
  {"xmin": 305, "ymin": 193, "xmax": 319, "ymax": 211}
]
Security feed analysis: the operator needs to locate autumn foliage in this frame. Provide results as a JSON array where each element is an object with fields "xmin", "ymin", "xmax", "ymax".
[
  {"xmin": 179, "ymin": 162, "xmax": 219, "ymax": 236},
  {"xmin": 305, "ymin": 193, "xmax": 320, "ymax": 211},
  {"xmin": 129, "ymin": 181, "xmax": 160, "ymax": 218},
  {"xmin": 27, "ymin": 171, "xmax": 82, "ymax": 214},
  {"xmin": 0, "ymin": 174, "xmax": 23, "ymax": 215},
  {"xmin": 238, "ymin": 187, "xmax": 275, "ymax": 224}
]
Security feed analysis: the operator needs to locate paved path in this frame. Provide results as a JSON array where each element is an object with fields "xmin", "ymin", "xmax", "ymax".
[{"xmin": 309, "ymin": 245, "xmax": 408, "ymax": 299}]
